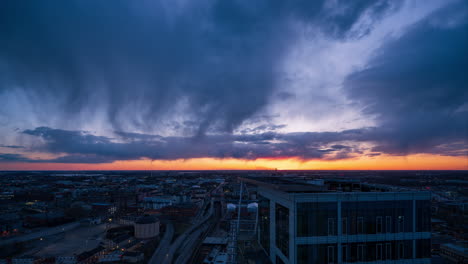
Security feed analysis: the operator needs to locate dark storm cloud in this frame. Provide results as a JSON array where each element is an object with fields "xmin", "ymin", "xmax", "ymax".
[
  {"xmin": 4, "ymin": 1, "xmax": 465, "ymax": 163},
  {"xmin": 345, "ymin": 1, "xmax": 468, "ymax": 156},
  {"xmin": 0, "ymin": 153, "xmax": 30, "ymax": 162},
  {"xmin": 0, "ymin": 0, "xmax": 398, "ymax": 134},
  {"xmin": 0, "ymin": 145, "xmax": 24, "ymax": 149},
  {"xmin": 14, "ymin": 120, "xmax": 466, "ymax": 164},
  {"xmin": 18, "ymin": 126, "xmax": 370, "ymax": 163},
  {"xmin": 0, "ymin": 152, "xmax": 113, "ymax": 164},
  {"xmin": 47, "ymin": 155, "xmax": 117, "ymax": 164}
]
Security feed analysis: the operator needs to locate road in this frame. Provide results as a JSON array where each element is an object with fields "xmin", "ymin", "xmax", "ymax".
[
  {"xmin": 149, "ymin": 182, "xmax": 223, "ymax": 263},
  {"xmin": 0, "ymin": 221, "xmax": 81, "ymax": 247},
  {"xmin": 160, "ymin": 200, "xmax": 214, "ymax": 264},
  {"xmin": 23, "ymin": 224, "xmax": 107, "ymax": 257},
  {"xmin": 174, "ymin": 227, "xmax": 205, "ymax": 264},
  {"xmin": 148, "ymin": 222, "xmax": 174, "ymax": 264},
  {"xmin": 174, "ymin": 218, "xmax": 215, "ymax": 264}
]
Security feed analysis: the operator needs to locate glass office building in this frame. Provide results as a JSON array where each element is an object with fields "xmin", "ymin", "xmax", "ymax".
[{"xmin": 243, "ymin": 177, "xmax": 431, "ymax": 264}]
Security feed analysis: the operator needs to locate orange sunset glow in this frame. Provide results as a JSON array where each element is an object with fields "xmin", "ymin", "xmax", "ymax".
[{"xmin": 1, "ymin": 154, "xmax": 466, "ymax": 171}]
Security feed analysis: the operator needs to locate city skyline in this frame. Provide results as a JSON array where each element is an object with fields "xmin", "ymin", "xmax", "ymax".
[{"xmin": 0, "ymin": 0, "xmax": 467, "ymax": 170}]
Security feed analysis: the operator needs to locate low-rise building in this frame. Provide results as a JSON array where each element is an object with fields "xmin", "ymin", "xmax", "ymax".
[
  {"xmin": 440, "ymin": 243, "xmax": 468, "ymax": 264},
  {"xmin": 134, "ymin": 215, "xmax": 159, "ymax": 239}
]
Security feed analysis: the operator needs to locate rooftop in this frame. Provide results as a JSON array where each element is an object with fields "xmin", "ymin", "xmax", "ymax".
[
  {"xmin": 240, "ymin": 176, "xmax": 396, "ymax": 193},
  {"xmin": 441, "ymin": 243, "xmax": 468, "ymax": 254},
  {"xmin": 135, "ymin": 215, "xmax": 158, "ymax": 224}
]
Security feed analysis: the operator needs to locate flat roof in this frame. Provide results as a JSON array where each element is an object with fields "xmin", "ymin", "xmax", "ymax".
[
  {"xmin": 240, "ymin": 176, "xmax": 393, "ymax": 193},
  {"xmin": 441, "ymin": 243, "xmax": 468, "ymax": 254}
]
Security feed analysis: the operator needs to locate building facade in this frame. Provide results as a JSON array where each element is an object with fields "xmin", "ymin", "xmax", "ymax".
[
  {"xmin": 134, "ymin": 215, "xmax": 160, "ymax": 239},
  {"xmin": 245, "ymin": 178, "xmax": 431, "ymax": 264}
]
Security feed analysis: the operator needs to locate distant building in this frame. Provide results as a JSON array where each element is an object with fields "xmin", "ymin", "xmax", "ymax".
[
  {"xmin": 91, "ymin": 203, "xmax": 116, "ymax": 215},
  {"xmin": 55, "ymin": 256, "xmax": 77, "ymax": 264},
  {"xmin": 439, "ymin": 243, "xmax": 468, "ymax": 264},
  {"xmin": 0, "ymin": 212, "xmax": 21, "ymax": 234},
  {"xmin": 142, "ymin": 197, "xmax": 173, "ymax": 209},
  {"xmin": 134, "ymin": 215, "xmax": 160, "ymax": 239},
  {"xmin": 160, "ymin": 203, "xmax": 198, "ymax": 219},
  {"xmin": 11, "ymin": 258, "xmax": 34, "ymax": 264},
  {"xmin": 242, "ymin": 177, "xmax": 431, "ymax": 264},
  {"xmin": 24, "ymin": 212, "xmax": 67, "ymax": 227}
]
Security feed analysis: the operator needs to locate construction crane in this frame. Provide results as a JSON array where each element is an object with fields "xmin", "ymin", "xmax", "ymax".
[{"xmin": 226, "ymin": 180, "xmax": 260, "ymax": 264}]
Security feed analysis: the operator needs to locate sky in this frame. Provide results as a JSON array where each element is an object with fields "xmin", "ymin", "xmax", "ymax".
[{"xmin": 0, "ymin": 0, "xmax": 467, "ymax": 170}]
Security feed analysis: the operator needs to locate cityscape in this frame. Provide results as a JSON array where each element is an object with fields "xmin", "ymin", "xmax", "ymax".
[
  {"xmin": 0, "ymin": 171, "xmax": 467, "ymax": 263},
  {"xmin": 1, "ymin": 0, "xmax": 467, "ymax": 263}
]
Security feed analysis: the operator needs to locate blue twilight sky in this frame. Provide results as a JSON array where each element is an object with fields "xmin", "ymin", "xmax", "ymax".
[{"xmin": 0, "ymin": 0, "xmax": 466, "ymax": 166}]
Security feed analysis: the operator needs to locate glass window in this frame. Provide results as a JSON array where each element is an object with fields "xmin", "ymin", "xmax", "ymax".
[
  {"xmin": 258, "ymin": 195, "xmax": 270, "ymax": 255},
  {"xmin": 357, "ymin": 217, "xmax": 364, "ymax": 234},
  {"xmin": 385, "ymin": 243, "xmax": 392, "ymax": 260},
  {"xmin": 397, "ymin": 216, "xmax": 404, "ymax": 233},
  {"xmin": 376, "ymin": 244, "xmax": 383, "ymax": 260},
  {"xmin": 385, "ymin": 216, "xmax": 392, "ymax": 233},
  {"xmin": 342, "ymin": 201, "xmax": 412, "ymax": 235},
  {"xmin": 275, "ymin": 203, "xmax": 289, "ymax": 257},
  {"xmin": 342, "ymin": 245, "xmax": 348, "ymax": 262},
  {"xmin": 342, "ymin": 217, "xmax": 347, "ymax": 235},
  {"xmin": 297, "ymin": 202, "xmax": 337, "ymax": 236},
  {"xmin": 397, "ymin": 242, "xmax": 404, "ymax": 259},
  {"xmin": 297, "ymin": 244, "xmax": 337, "ymax": 264},
  {"xmin": 416, "ymin": 239, "xmax": 431, "ymax": 258},
  {"xmin": 416, "ymin": 200, "xmax": 431, "ymax": 232},
  {"xmin": 328, "ymin": 218, "xmax": 336, "ymax": 235},
  {"xmin": 357, "ymin": 244, "xmax": 365, "ymax": 261},
  {"xmin": 327, "ymin": 246, "xmax": 335, "ymax": 264},
  {"xmin": 376, "ymin": 216, "xmax": 382, "ymax": 233},
  {"xmin": 343, "ymin": 241, "xmax": 412, "ymax": 262}
]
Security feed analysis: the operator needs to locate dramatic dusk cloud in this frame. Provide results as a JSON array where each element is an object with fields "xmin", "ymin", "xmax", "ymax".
[
  {"xmin": 0, "ymin": 123, "xmax": 462, "ymax": 164},
  {"xmin": 0, "ymin": 0, "xmax": 466, "ymax": 168},
  {"xmin": 345, "ymin": 1, "xmax": 468, "ymax": 156},
  {"xmin": 0, "ymin": 153, "xmax": 30, "ymax": 162},
  {"xmin": 16, "ymin": 126, "xmax": 367, "ymax": 162},
  {"xmin": 0, "ymin": 0, "xmax": 397, "ymax": 134},
  {"xmin": 0, "ymin": 145, "xmax": 24, "ymax": 149}
]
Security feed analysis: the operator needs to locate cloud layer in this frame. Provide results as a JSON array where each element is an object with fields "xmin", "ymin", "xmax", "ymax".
[
  {"xmin": 16, "ymin": 126, "xmax": 366, "ymax": 163},
  {"xmin": 345, "ymin": 1, "xmax": 468, "ymax": 156},
  {"xmin": 0, "ymin": 0, "xmax": 467, "ymax": 165},
  {"xmin": 0, "ymin": 0, "xmax": 396, "ymax": 134}
]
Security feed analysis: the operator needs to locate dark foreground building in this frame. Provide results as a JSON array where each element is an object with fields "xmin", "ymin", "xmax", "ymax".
[{"xmin": 242, "ymin": 177, "xmax": 431, "ymax": 264}]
